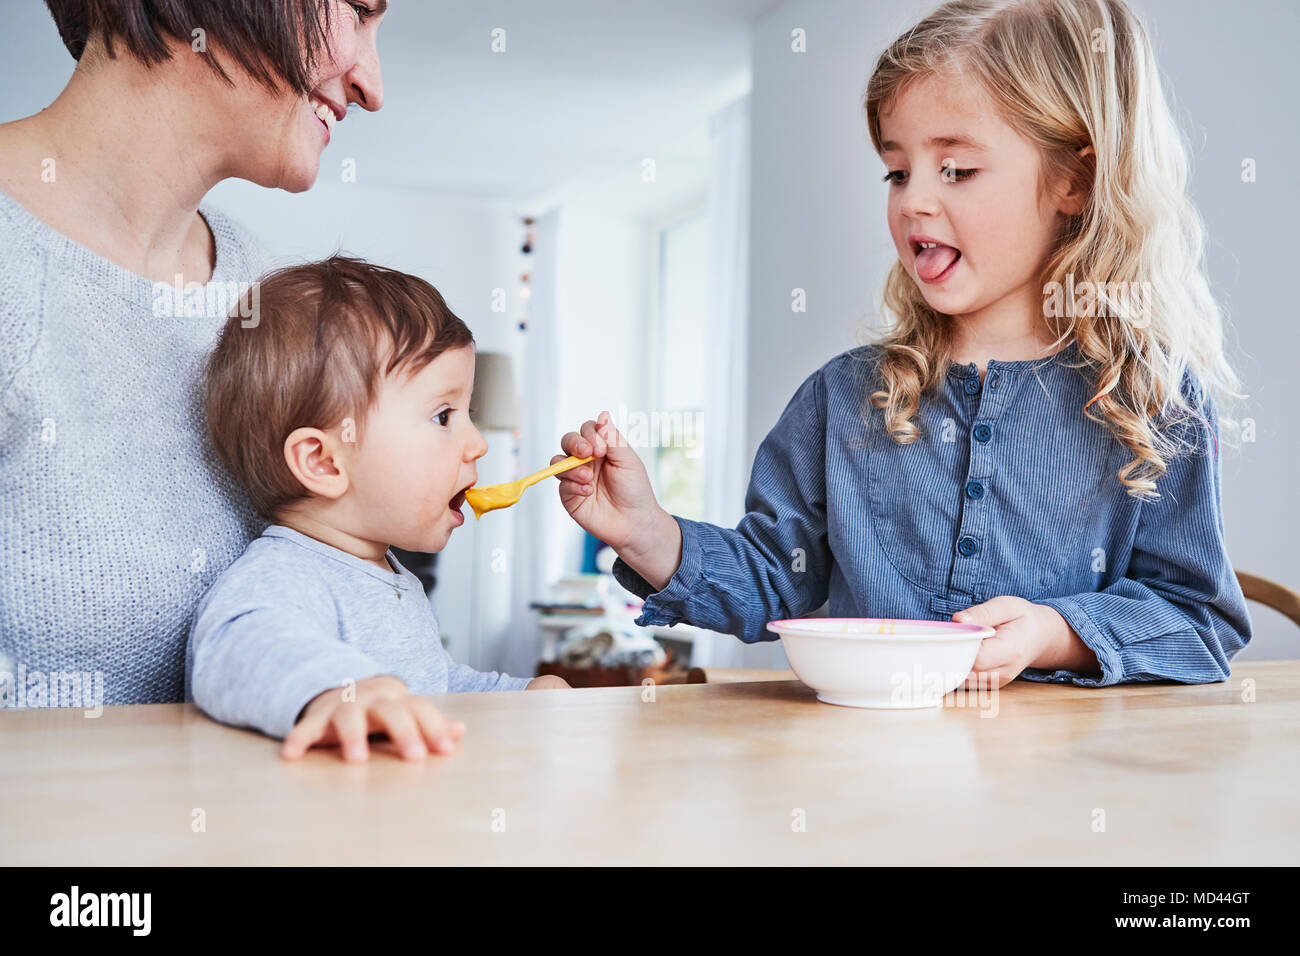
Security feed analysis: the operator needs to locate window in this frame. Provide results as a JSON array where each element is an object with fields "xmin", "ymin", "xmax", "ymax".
[{"xmin": 652, "ymin": 213, "xmax": 708, "ymax": 520}]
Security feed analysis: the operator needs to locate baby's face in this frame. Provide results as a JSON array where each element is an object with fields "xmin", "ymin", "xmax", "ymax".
[
  {"xmin": 879, "ymin": 72, "xmax": 1067, "ymax": 322},
  {"xmin": 342, "ymin": 345, "xmax": 486, "ymax": 554}
]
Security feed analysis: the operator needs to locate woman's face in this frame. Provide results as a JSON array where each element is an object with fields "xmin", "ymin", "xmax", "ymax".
[{"xmin": 232, "ymin": 0, "xmax": 387, "ymax": 192}]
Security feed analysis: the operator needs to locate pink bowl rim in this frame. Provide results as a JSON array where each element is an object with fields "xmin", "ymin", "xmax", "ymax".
[{"xmin": 767, "ymin": 616, "xmax": 994, "ymax": 641}]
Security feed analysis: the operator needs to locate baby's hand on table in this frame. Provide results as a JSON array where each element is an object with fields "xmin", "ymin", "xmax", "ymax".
[
  {"xmin": 953, "ymin": 596, "xmax": 1099, "ymax": 689},
  {"xmin": 281, "ymin": 675, "xmax": 465, "ymax": 762}
]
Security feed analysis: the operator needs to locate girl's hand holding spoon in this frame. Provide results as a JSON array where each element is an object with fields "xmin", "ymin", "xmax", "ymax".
[{"xmin": 552, "ymin": 411, "xmax": 683, "ymax": 592}]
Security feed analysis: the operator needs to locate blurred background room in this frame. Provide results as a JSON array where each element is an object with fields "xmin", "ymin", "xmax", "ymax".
[{"xmin": 5, "ymin": 0, "xmax": 1294, "ymax": 680}]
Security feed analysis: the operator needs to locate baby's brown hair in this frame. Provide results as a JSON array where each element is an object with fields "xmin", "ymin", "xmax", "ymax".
[{"xmin": 206, "ymin": 255, "xmax": 474, "ymax": 521}]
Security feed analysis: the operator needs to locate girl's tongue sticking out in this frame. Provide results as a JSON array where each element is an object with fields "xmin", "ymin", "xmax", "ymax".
[{"xmin": 915, "ymin": 243, "xmax": 961, "ymax": 282}]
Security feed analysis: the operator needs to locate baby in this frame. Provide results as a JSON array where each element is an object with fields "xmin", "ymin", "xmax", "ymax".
[{"xmin": 187, "ymin": 255, "xmax": 566, "ymax": 762}]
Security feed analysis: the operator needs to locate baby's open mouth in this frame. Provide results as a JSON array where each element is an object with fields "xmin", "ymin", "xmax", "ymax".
[{"xmin": 449, "ymin": 489, "xmax": 468, "ymax": 512}]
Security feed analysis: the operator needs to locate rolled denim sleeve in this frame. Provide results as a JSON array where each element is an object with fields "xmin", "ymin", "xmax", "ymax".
[
  {"xmin": 1023, "ymin": 386, "xmax": 1252, "ymax": 687},
  {"xmin": 612, "ymin": 367, "xmax": 833, "ymax": 643}
]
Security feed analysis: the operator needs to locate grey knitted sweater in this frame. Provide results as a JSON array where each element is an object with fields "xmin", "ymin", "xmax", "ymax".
[{"xmin": 0, "ymin": 186, "xmax": 271, "ymax": 705}]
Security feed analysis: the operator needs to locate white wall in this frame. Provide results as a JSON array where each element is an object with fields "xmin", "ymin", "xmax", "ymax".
[
  {"xmin": 747, "ymin": 0, "xmax": 932, "ymax": 464},
  {"xmin": 500, "ymin": 203, "xmax": 657, "ymax": 676},
  {"xmin": 746, "ymin": 0, "xmax": 1299, "ymax": 658},
  {"xmin": 206, "ymin": 180, "xmax": 521, "ymax": 354},
  {"xmin": 548, "ymin": 206, "xmax": 654, "ymax": 585}
]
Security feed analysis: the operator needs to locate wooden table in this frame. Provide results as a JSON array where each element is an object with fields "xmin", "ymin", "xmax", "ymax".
[{"xmin": 2, "ymin": 661, "xmax": 1297, "ymax": 865}]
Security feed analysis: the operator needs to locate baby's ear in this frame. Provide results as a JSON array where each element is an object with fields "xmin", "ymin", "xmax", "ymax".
[{"xmin": 283, "ymin": 427, "xmax": 349, "ymax": 500}]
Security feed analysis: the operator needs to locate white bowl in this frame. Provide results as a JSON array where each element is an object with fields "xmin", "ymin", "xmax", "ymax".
[{"xmin": 768, "ymin": 617, "xmax": 995, "ymax": 709}]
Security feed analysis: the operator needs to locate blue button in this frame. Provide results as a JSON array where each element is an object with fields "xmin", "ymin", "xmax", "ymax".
[
  {"xmin": 965, "ymin": 480, "xmax": 985, "ymax": 499},
  {"xmin": 957, "ymin": 535, "xmax": 981, "ymax": 556},
  {"xmin": 973, "ymin": 423, "xmax": 992, "ymax": 443},
  {"xmin": 963, "ymin": 378, "xmax": 980, "ymax": 395}
]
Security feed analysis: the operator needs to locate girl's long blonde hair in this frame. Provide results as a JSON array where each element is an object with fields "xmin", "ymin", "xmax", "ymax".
[{"xmin": 863, "ymin": 0, "xmax": 1245, "ymax": 499}]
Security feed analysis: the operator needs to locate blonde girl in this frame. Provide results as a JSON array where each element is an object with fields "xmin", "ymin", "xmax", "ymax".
[{"xmin": 551, "ymin": 0, "xmax": 1250, "ymax": 689}]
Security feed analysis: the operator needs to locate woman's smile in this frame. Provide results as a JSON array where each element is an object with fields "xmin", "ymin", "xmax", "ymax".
[{"xmin": 307, "ymin": 94, "xmax": 342, "ymax": 145}]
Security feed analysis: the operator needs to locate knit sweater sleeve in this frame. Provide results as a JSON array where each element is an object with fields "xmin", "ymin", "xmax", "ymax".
[{"xmin": 0, "ymin": 213, "xmax": 46, "ymax": 436}]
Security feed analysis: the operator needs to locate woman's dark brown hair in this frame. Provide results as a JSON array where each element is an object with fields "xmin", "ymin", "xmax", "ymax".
[{"xmin": 45, "ymin": 0, "xmax": 338, "ymax": 95}]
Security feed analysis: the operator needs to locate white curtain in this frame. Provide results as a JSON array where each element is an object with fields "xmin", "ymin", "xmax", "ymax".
[{"xmin": 694, "ymin": 95, "xmax": 754, "ymax": 669}]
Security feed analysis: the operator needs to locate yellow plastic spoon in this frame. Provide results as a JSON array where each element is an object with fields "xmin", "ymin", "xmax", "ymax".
[{"xmin": 463, "ymin": 455, "xmax": 594, "ymax": 519}]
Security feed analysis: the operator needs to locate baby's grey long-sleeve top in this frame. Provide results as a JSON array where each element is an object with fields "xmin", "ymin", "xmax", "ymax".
[{"xmin": 187, "ymin": 524, "xmax": 529, "ymax": 738}]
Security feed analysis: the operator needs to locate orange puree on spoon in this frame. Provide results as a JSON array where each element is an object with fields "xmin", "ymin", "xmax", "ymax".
[{"xmin": 463, "ymin": 456, "xmax": 594, "ymax": 519}]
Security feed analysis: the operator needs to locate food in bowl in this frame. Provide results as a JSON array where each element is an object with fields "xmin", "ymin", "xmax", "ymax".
[{"xmin": 766, "ymin": 617, "xmax": 995, "ymax": 708}]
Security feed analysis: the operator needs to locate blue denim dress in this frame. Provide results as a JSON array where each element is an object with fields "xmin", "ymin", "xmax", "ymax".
[{"xmin": 614, "ymin": 341, "xmax": 1251, "ymax": 686}]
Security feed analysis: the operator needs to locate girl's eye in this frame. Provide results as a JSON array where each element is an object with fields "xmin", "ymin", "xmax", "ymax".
[
  {"xmin": 882, "ymin": 168, "xmax": 978, "ymax": 185},
  {"xmin": 346, "ymin": 1, "xmax": 372, "ymax": 22},
  {"xmin": 434, "ymin": 409, "xmax": 452, "ymax": 427}
]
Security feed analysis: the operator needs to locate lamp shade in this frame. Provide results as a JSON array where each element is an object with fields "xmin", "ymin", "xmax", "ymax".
[{"xmin": 470, "ymin": 352, "xmax": 520, "ymax": 430}]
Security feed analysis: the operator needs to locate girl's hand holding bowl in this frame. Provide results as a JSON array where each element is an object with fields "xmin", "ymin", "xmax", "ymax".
[{"xmin": 953, "ymin": 596, "xmax": 1096, "ymax": 689}]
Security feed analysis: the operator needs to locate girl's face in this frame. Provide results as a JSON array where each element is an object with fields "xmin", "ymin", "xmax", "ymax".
[
  {"xmin": 229, "ymin": 0, "xmax": 387, "ymax": 193},
  {"xmin": 879, "ymin": 72, "xmax": 1075, "ymax": 328}
]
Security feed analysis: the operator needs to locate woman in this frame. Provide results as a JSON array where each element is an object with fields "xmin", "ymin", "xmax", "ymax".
[{"xmin": 0, "ymin": 0, "xmax": 386, "ymax": 705}]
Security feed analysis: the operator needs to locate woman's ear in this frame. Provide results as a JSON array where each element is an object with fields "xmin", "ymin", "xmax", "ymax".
[
  {"xmin": 283, "ymin": 427, "xmax": 349, "ymax": 501},
  {"xmin": 1058, "ymin": 144, "xmax": 1096, "ymax": 217}
]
